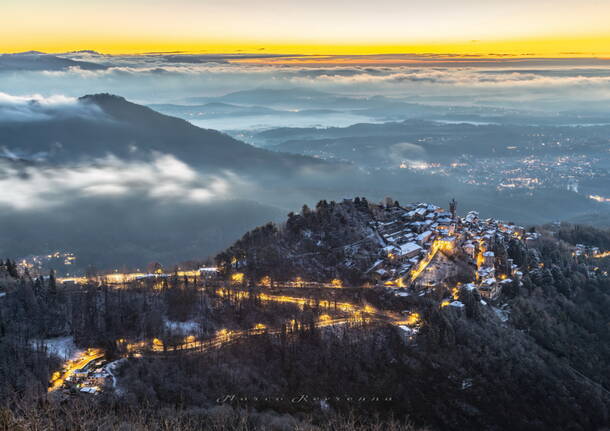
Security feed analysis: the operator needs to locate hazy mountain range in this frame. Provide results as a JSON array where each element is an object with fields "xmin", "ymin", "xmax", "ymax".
[
  {"xmin": 0, "ymin": 51, "xmax": 107, "ymax": 71},
  {"xmin": 251, "ymin": 119, "xmax": 610, "ymax": 160}
]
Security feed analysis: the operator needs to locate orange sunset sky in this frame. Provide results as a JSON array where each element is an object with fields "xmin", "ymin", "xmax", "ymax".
[{"xmin": 2, "ymin": 0, "xmax": 610, "ymax": 58}]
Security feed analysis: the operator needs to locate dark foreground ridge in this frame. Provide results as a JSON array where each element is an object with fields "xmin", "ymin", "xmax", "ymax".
[{"xmin": 0, "ymin": 197, "xmax": 609, "ymax": 430}]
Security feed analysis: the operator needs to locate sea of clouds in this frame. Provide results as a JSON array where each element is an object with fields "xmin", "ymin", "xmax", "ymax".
[{"xmin": 2, "ymin": 52, "xmax": 610, "ymax": 108}]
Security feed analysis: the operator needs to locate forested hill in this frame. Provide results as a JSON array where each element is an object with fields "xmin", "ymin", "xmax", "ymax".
[
  {"xmin": 1, "ymin": 204, "xmax": 609, "ymax": 430},
  {"xmin": 0, "ymin": 93, "xmax": 330, "ymax": 173},
  {"xmin": 213, "ymin": 198, "xmax": 610, "ymax": 429},
  {"xmin": 216, "ymin": 197, "xmax": 382, "ymax": 284},
  {"xmin": 215, "ymin": 197, "xmax": 536, "ymax": 286}
]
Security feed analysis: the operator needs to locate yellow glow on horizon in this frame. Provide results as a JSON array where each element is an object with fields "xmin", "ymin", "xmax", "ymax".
[
  {"xmin": 3, "ymin": 1, "xmax": 610, "ymax": 60},
  {"xmin": 3, "ymin": 36, "xmax": 610, "ymax": 59}
]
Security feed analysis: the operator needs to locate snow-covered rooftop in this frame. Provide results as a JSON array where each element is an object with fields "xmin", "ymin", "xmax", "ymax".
[{"xmin": 399, "ymin": 242, "xmax": 422, "ymax": 256}]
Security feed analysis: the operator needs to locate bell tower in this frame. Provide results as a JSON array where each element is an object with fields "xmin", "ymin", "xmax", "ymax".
[{"xmin": 449, "ymin": 198, "xmax": 457, "ymax": 220}]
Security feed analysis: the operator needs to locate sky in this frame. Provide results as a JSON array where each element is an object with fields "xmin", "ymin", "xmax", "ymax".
[{"xmin": 2, "ymin": 0, "xmax": 610, "ymax": 57}]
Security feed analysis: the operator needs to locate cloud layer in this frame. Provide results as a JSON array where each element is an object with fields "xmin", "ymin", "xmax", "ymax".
[
  {"xmin": 0, "ymin": 92, "xmax": 102, "ymax": 122},
  {"xmin": 2, "ymin": 52, "xmax": 610, "ymax": 110},
  {"xmin": 0, "ymin": 154, "xmax": 249, "ymax": 210}
]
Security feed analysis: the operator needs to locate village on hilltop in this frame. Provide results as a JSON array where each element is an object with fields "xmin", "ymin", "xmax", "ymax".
[{"xmin": 365, "ymin": 199, "xmax": 540, "ymax": 303}]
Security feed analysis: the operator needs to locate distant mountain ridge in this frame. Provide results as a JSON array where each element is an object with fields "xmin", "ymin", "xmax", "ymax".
[
  {"xmin": 183, "ymin": 87, "xmax": 331, "ymax": 106},
  {"xmin": 0, "ymin": 93, "xmax": 330, "ymax": 173},
  {"xmin": 0, "ymin": 51, "xmax": 107, "ymax": 71}
]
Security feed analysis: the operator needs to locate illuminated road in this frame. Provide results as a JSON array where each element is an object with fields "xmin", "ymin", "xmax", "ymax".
[
  {"xmin": 49, "ymin": 290, "xmax": 420, "ymax": 392},
  {"xmin": 58, "ymin": 270, "xmax": 200, "ymax": 285},
  {"xmin": 122, "ymin": 289, "xmax": 418, "ymax": 354},
  {"xmin": 409, "ymin": 240, "xmax": 442, "ymax": 283},
  {"xmin": 124, "ymin": 316, "xmax": 361, "ymax": 354},
  {"xmin": 215, "ymin": 288, "xmax": 378, "ymax": 315},
  {"xmin": 122, "ymin": 295, "xmax": 418, "ymax": 355},
  {"xmin": 60, "ymin": 273, "xmax": 349, "ymax": 289},
  {"xmin": 408, "ymin": 237, "xmax": 458, "ymax": 285}
]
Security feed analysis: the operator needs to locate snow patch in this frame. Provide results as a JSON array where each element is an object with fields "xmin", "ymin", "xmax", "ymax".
[
  {"xmin": 492, "ymin": 306, "xmax": 509, "ymax": 322},
  {"xmin": 105, "ymin": 358, "xmax": 127, "ymax": 396},
  {"xmin": 164, "ymin": 319, "xmax": 200, "ymax": 335},
  {"xmin": 37, "ymin": 336, "xmax": 83, "ymax": 361},
  {"xmin": 399, "ymin": 325, "xmax": 414, "ymax": 334}
]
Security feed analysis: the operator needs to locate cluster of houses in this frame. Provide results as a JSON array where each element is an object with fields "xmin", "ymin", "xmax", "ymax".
[
  {"xmin": 369, "ymin": 203, "xmax": 453, "ymax": 282},
  {"xmin": 573, "ymin": 243, "xmax": 601, "ymax": 258},
  {"xmin": 65, "ymin": 357, "xmax": 109, "ymax": 395},
  {"xmin": 368, "ymin": 202, "xmax": 534, "ymax": 301}
]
